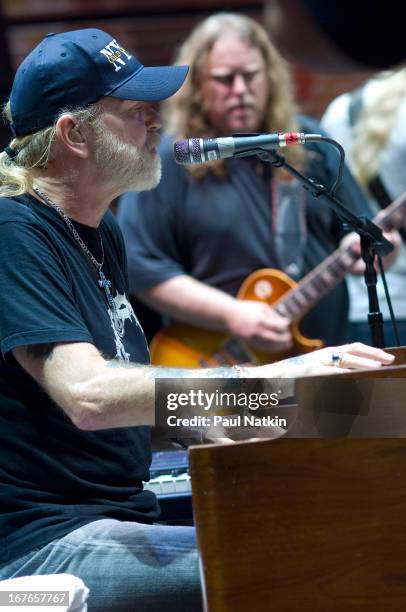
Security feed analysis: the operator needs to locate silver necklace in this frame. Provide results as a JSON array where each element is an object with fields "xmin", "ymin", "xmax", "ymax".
[{"xmin": 32, "ymin": 185, "xmax": 116, "ymax": 313}]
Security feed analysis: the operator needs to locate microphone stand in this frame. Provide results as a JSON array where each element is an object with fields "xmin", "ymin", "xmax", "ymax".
[{"xmin": 237, "ymin": 147, "xmax": 394, "ymax": 348}]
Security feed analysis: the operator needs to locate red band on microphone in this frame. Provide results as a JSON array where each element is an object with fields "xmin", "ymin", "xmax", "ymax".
[{"xmin": 284, "ymin": 132, "xmax": 300, "ymax": 145}]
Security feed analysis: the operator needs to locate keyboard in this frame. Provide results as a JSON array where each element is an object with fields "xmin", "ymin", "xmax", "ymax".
[{"xmin": 144, "ymin": 450, "xmax": 192, "ymax": 523}]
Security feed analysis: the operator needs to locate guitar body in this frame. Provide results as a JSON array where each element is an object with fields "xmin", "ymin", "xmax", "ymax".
[{"xmin": 150, "ymin": 269, "xmax": 323, "ymax": 367}]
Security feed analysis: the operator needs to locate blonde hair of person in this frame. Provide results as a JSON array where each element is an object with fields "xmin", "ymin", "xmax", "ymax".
[
  {"xmin": 351, "ymin": 68, "xmax": 406, "ymax": 186},
  {"xmin": 0, "ymin": 103, "xmax": 100, "ymax": 198},
  {"xmin": 163, "ymin": 12, "xmax": 305, "ymax": 178}
]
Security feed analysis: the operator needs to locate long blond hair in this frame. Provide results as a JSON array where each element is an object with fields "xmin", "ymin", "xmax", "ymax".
[
  {"xmin": 352, "ymin": 68, "xmax": 406, "ymax": 186},
  {"xmin": 0, "ymin": 102, "xmax": 100, "ymax": 198},
  {"xmin": 163, "ymin": 12, "xmax": 304, "ymax": 177}
]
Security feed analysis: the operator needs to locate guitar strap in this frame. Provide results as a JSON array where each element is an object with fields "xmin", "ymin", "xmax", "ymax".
[{"xmin": 271, "ymin": 174, "xmax": 307, "ymax": 280}]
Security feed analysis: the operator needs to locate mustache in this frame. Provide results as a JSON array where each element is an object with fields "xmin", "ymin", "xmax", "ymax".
[{"xmin": 226, "ymin": 100, "xmax": 256, "ymax": 111}]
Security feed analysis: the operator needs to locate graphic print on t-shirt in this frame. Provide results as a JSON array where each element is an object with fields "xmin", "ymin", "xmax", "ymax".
[{"xmin": 108, "ymin": 292, "xmax": 143, "ymax": 361}]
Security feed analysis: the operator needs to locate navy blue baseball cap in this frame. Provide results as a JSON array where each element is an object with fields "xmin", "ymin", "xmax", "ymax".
[{"xmin": 9, "ymin": 28, "xmax": 189, "ymax": 136}]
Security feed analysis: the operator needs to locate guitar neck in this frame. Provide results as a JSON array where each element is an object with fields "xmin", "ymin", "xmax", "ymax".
[
  {"xmin": 274, "ymin": 191, "xmax": 406, "ymax": 322},
  {"xmin": 275, "ymin": 245, "xmax": 357, "ymax": 321}
]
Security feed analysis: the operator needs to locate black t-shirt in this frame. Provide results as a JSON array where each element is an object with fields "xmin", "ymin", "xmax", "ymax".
[
  {"xmin": 0, "ymin": 194, "xmax": 159, "ymax": 565},
  {"xmin": 117, "ymin": 116, "xmax": 372, "ymax": 345}
]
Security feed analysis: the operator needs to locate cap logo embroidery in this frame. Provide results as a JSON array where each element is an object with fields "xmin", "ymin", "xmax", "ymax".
[{"xmin": 99, "ymin": 39, "xmax": 132, "ymax": 72}]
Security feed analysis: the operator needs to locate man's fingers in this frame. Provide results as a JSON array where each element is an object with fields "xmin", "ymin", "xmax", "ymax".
[
  {"xmin": 343, "ymin": 343, "xmax": 395, "ymax": 364},
  {"xmin": 339, "ymin": 354, "xmax": 388, "ymax": 369}
]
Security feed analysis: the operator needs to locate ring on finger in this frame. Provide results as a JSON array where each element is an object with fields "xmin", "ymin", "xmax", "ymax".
[{"xmin": 331, "ymin": 351, "xmax": 343, "ymax": 367}]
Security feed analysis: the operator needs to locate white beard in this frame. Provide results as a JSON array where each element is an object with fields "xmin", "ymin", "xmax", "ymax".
[{"xmin": 93, "ymin": 126, "xmax": 162, "ymax": 193}]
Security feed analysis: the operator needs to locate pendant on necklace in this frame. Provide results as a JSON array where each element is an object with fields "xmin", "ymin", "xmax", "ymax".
[{"xmin": 98, "ymin": 270, "xmax": 115, "ymax": 311}]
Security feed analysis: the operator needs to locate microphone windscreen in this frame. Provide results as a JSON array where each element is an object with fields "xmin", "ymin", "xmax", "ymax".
[{"xmin": 173, "ymin": 140, "xmax": 190, "ymax": 165}]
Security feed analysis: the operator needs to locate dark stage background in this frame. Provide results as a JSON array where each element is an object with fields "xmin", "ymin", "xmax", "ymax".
[{"xmin": 0, "ymin": 0, "xmax": 373, "ymax": 147}]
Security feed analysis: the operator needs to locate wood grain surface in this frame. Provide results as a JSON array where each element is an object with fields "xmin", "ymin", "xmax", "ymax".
[{"xmin": 190, "ymin": 438, "xmax": 406, "ymax": 610}]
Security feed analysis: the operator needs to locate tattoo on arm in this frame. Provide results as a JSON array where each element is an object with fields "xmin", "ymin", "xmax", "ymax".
[
  {"xmin": 106, "ymin": 360, "xmax": 248, "ymax": 379},
  {"xmin": 145, "ymin": 365, "xmax": 246, "ymax": 379},
  {"xmin": 280, "ymin": 355, "xmax": 306, "ymax": 367},
  {"xmin": 26, "ymin": 343, "xmax": 55, "ymax": 361},
  {"xmin": 107, "ymin": 359, "xmax": 136, "ymax": 369}
]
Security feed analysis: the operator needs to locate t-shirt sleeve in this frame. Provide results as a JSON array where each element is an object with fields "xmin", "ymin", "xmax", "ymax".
[
  {"xmin": 116, "ymin": 139, "xmax": 188, "ymax": 295},
  {"xmin": 0, "ymin": 220, "xmax": 94, "ymax": 357}
]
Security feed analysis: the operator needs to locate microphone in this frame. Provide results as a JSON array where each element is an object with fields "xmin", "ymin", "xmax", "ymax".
[{"xmin": 174, "ymin": 132, "xmax": 323, "ymax": 165}]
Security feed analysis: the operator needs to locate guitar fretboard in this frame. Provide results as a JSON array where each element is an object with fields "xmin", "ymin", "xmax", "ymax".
[{"xmin": 275, "ymin": 245, "xmax": 357, "ymax": 321}]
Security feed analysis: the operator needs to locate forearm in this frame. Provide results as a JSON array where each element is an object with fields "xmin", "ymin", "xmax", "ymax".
[
  {"xmin": 138, "ymin": 275, "xmax": 238, "ymax": 332},
  {"xmin": 65, "ymin": 358, "xmax": 296, "ymax": 431},
  {"xmin": 69, "ymin": 360, "xmax": 248, "ymax": 430},
  {"xmin": 16, "ymin": 342, "xmax": 278, "ymax": 432}
]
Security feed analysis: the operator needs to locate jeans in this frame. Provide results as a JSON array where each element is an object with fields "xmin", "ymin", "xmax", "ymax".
[{"xmin": 0, "ymin": 519, "xmax": 203, "ymax": 612}]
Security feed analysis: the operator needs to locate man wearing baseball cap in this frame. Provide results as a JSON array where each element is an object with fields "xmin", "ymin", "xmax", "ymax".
[
  {"xmin": 0, "ymin": 27, "xmax": 395, "ymax": 611},
  {"xmin": 0, "ymin": 28, "xmax": 203, "ymax": 611}
]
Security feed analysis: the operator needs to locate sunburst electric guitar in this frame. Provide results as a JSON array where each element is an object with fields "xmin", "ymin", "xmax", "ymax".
[{"xmin": 150, "ymin": 192, "xmax": 406, "ymax": 367}]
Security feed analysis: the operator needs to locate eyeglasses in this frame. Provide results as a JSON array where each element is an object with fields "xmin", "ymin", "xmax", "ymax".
[{"xmin": 209, "ymin": 69, "xmax": 263, "ymax": 87}]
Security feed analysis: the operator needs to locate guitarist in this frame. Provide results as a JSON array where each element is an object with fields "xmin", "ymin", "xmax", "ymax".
[{"xmin": 117, "ymin": 14, "xmax": 399, "ymax": 358}]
